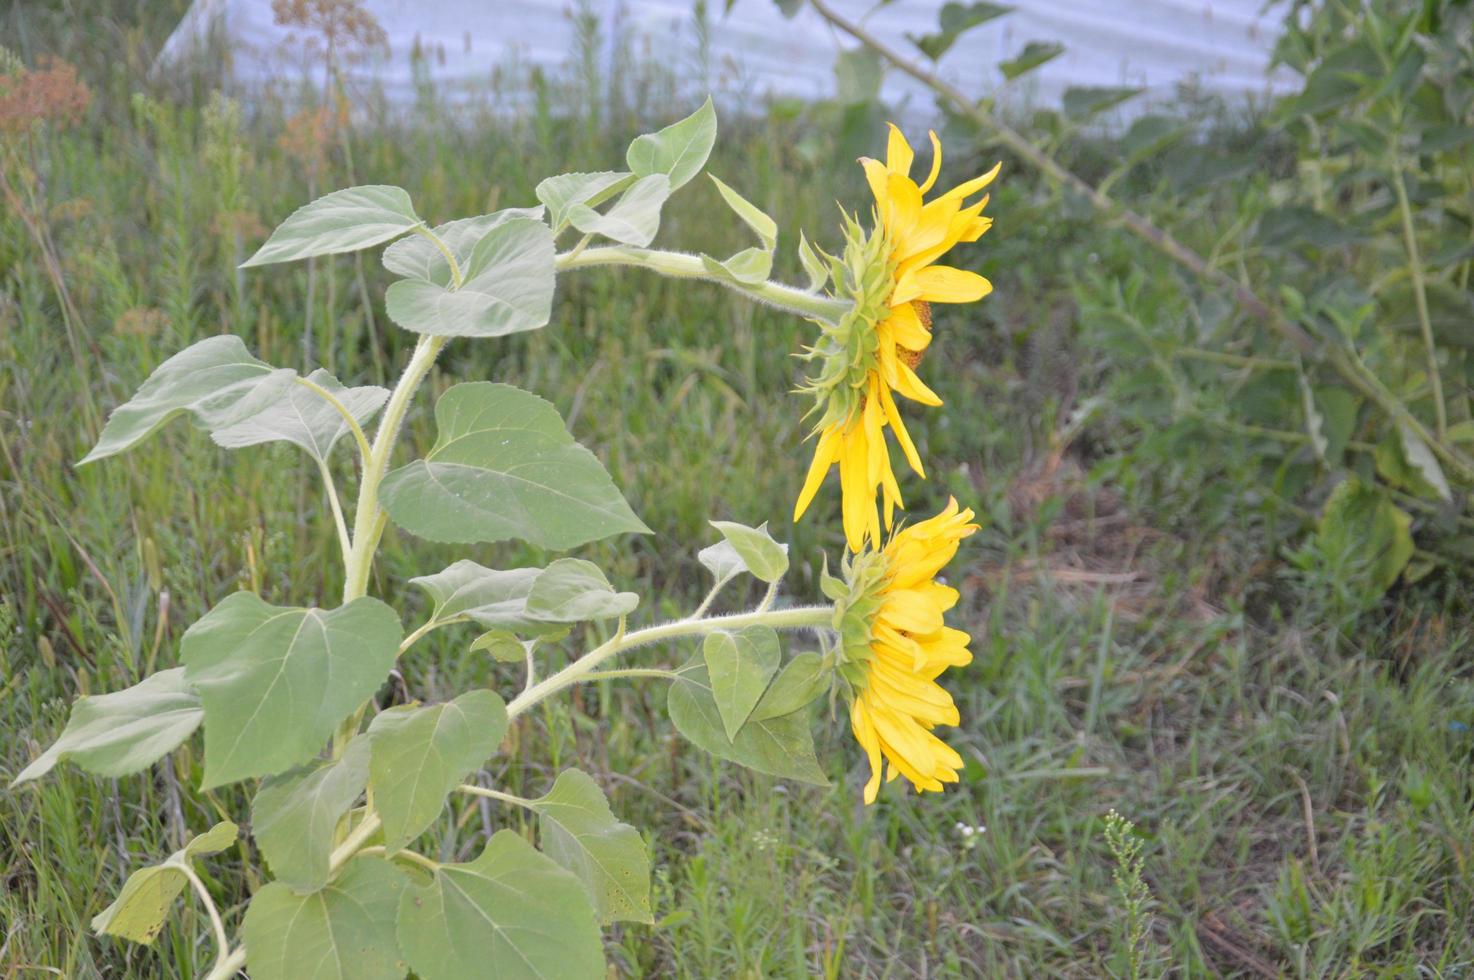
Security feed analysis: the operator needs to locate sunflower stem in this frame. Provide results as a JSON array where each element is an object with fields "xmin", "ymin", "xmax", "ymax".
[{"xmin": 555, "ymin": 245, "xmax": 849, "ymax": 323}]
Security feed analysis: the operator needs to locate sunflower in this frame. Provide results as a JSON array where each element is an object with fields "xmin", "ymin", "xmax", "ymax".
[
  {"xmin": 827, "ymin": 497, "xmax": 979, "ymax": 804},
  {"xmin": 795, "ymin": 125, "xmax": 998, "ymax": 552}
]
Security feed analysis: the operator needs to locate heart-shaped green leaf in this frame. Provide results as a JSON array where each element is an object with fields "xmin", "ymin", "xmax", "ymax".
[
  {"xmin": 532, "ymin": 769, "xmax": 652, "ymax": 924},
  {"xmin": 380, "ymin": 382, "xmax": 649, "ymax": 548},
  {"xmin": 567, "ymin": 174, "xmax": 671, "ymax": 247},
  {"xmin": 707, "ymin": 520, "xmax": 789, "ymax": 583},
  {"xmin": 12, "ymin": 668, "xmax": 202, "ymax": 786},
  {"xmin": 243, "ymin": 856, "xmax": 408, "ymax": 980},
  {"xmin": 384, "ymin": 218, "xmax": 555, "ymax": 338},
  {"xmin": 396, "ymin": 830, "xmax": 605, "ymax": 980},
  {"xmin": 749, "ymin": 652, "xmax": 832, "ymax": 722},
  {"xmin": 703, "ymin": 626, "xmax": 781, "ymax": 740},
  {"xmin": 211, "ymin": 368, "xmax": 387, "ymax": 463},
  {"xmin": 243, "ymin": 185, "xmax": 421, "ymax": 267},
  {"xmin": 525, "ymin": 558, "xmax": 639, "ymax": 622},
  {"xmin": 668, "ymin": 658, "xmax": 827, "ymax": 785},
  {"xmin": 536, "ymin": 171, "xmax": 634, "ymax": 230},
  {"xmin": 251, "ymin": 737, "xmax": 370, "ymax": 891},
  {"xmin": 366, "ymin": 689, "xmax": 508, "ymax": 853},
  {"xmin": 381, "ymin": 207, "xmax": 544, "ymax": 285},
  {"xmin": 80, "ymin": 336, "xmax": 297, "ymax": 465},
  {"xmin": 626, "ymin": 97, "xmax": 717, "ymax": 191},
  {"xmin": 181, "ymin": 593, "xmax": 402, "ymax": 788}
]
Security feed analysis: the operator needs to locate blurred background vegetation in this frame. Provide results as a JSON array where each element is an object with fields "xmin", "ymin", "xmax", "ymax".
[{"xmin": 4, "ymin": 0, "xmax": 1474, "ymax": 975}]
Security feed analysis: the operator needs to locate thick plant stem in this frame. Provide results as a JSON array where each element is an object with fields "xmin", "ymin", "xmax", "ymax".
[
  {"xmin": 202, "ymin": 946, "xmax": 247, "ymax": 980},
  {"xmin": 555, "ymin": 246, "xmax": 850, "ymax": 322},
  {"xmin": 341, "ymin": 333, "xmax": 446, "ymax": 604},
  {"xmin": 505, "ymin": 605, "xmax": 833, "ymax": 719},
  {"xmin": 1392, "ymin": 162, "xmax": 1445, "ymax": 439},
  {"xmin": 805, "ymin": 0, "xmax": 1474, "ymax": 487}
]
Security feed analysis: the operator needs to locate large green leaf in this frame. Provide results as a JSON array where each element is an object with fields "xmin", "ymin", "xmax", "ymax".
[
  {"xmin": 379, "ymin": 382, "xmax": 649, "ymax": 548},
  {"xmin": 366, "ymin": 689, "xmax": 508, "ymax": 853},
  {"xmin": 243, "ymin": 185, "xmax": 421, "ymax": 267},
  {"xmin": 536, "ymin": 171, "xmax": 634, "ymax": 230},
  {"xmin": 381, "ymin": 207, "xmax": 544, "ymax": 286},
  {"xmin": 668, "ymin": 658, "xmax": 827, "ymax": 785},
  {"xmin": 533, "ymin": 768, "xmax": 653, "ymax": 924},
  {"xmin": 91, "ymin": 821, "xmax": 238, "ymax": 944},
  {"xmin": 181, "ymin": 593, "xmax": 402, "ymax": 788},
  {"xmin": 703, "ymin": 626, "xmax": 780, "ymax": 741},
  {"xmin": 12, "ymin": 668, "xmax": 202, "ymax": 786},
  {"xmin": 251, "ymin": 737, "xmax": 370, "ymax": 892},
  {"xmin": 384, "ymin": 218, "xmax": 555, "ymax": 338},
  {"xmin": 567, "ymin": 174, "xmax": 671, "ymax": 247},
  {"xmin": 80, "ymin": 336, "xmax": 297, "ymax": 464},
  {"xmin": 243, "ymin": 856, "xmax": 408, "ymax": 980},
  {"xmin": 396, "ymin": 830, "xmax": 605, "ymax": 980},
  {"xmin": 407, "ymin": 560, "xmax": 568, "ymax": 639},
  {"xmin": 525, "ymin": 558, "xmax": 638, "ymax": 622},
  {"xmin": 626, "ymin": 97, "xmax": 717, "ymax": 191},
  {"xmin": 211, "ymin": 368, "xmax": 388, "ymax": 462}
]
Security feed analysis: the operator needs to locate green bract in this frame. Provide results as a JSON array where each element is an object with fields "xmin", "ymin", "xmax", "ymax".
[{"xmin": 20, "ymin": 99, "xmax": 852, "ymax": 979}]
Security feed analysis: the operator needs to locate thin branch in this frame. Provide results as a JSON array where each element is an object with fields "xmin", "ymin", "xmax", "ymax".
[
  {"xmin": 296, "ymin": 376, "xmax": 373, "ymax": 462},
  {"xmin": 458, "ymin": 784, "xmax": 539, "ymax": 809},
  {"xmin": 178, "ymin": 862, "xmax": 230, "ymax": 969},
  {"xmin": 316, "ymin": 459, "xmax": 352, "ymax": 560}
]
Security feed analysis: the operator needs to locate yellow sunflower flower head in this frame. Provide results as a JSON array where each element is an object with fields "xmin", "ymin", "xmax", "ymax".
[
  {"xmin": 824, "ymin": 497, "xmax": 980, "ymax": 804},
  {"xmin": 794, "ymin": 123, "xmax": 999, "ymax": 553}
]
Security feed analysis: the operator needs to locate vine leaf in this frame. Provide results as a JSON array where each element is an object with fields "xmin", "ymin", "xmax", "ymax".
[
  {"xmin": 396, "ymin": 830, "xmax": 605, "ymax": 980},
  {"xmin": 380, "ymin": 382, "xmax": 649, "ymax": 548},
  {"xmin": 702, "ymin": 626, "xmax": 781, "ymax": 740},
  {"xmin": 181, "ymin": 593, "xmax": 402, "ymax": 788},
  {"xmin": 669, "ymin": 657, "xmax": 828, "ymax": 785},
  {"xmin": 251, "ymin": 737, "xmax": 371, "ymax": 892},
  {"xmin": 384, "ymin": 218, "xmax": 556, "ymax": 338},
  {"xmin": 366, "ymin": 689, "xmax": 508, "ymax": 854},
  {"xmin": 242, "ymin": 856, "xmax": 408, "ymax": 980},
  {"xmin": 12, "ymin": 668, "xmax": 202, "ymax": 786},
  {"xmin": 91, "ymin": 821, "xmax": 238, "ymax": 944},
  {"xmin": 79, "ymin": 336, "xmax": 297, "ymax": 465},
  {"xmin": 525, "ymin": 558, "xmax": 639, "ymax": 622},
  {"xmin": 531, "ymin": 768, "xmax": 653, "ymax": 924},
  {"xmin": 243, "ymin": 184, "xmax": 421, "ymax": 267},
  {"xmin": 626, "ymin": 97, "xmax": 717, "ymax": 191},
  {"xmin": 381, "ymin": 207, "xmax": 544, "ymax": 286},
  {"xmin": 212, "ymin": 368, "xmax": 388, "ymax": 463}
]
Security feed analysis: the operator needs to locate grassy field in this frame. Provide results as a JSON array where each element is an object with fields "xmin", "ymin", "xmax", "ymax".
[{"xmin": 5, "ymin": 4, "xmax": 1474, "ymax": 977}]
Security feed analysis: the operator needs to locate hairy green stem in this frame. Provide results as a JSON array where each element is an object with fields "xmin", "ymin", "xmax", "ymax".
[
  {"xmin": 458, "ymin": 784, "xmax": 538, "ymax": 809},
  {"xmin": 315, "ymin": 459, "xmax": 352, "ymax": 561},
  {"xmin": 505, "ymin": 605, "xmax": 833, "ymax": 719},
  {"xmin": 555, "ymin": 246, "xmax": 849, "ymax": 322},
  {"xmin": 202, "ymin": 946, "xmax": 247, "ymax": 980},
  {"xmin": 179, "ymin": 862, "xmax": 230, "ymax": 972}
]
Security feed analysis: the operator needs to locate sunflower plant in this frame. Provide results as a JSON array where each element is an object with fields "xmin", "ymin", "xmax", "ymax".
[{"xmin": 13, "ymin": 101, "xmax": 998, "ymax": 978}]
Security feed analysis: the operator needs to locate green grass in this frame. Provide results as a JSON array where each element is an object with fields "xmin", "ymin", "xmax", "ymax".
[{"xmin": 5, "ymin": 5, "xmax": 1474, "ymax": 977}]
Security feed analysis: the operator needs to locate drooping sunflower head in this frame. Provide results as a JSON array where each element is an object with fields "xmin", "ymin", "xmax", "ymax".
[
  {"xmin": 794, "ymin": 125, "xmax": 999, "ymax": 553},
  {"xmin": 827, "ymin": 497, "xmax": 980, "ymax": 804}
]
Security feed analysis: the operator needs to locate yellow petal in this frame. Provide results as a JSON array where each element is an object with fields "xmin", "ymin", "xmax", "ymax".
[
  {"xmin": 850, "ymin": 699, "xmax": 884, "ymax": 804},
  {"xmin": 793, "ymin": 424, "xmax": 841, "ymax": 521},
  {"xmin": 917, "ymin": 130, "xmax": 942, "ymax": 195},
  {"xmin": 860, "ymin": 157, "xmax": 889, "ymax": 213},
  {"xmin": 885, "ymin": 122, "xmax": 914, "ymax": 178},
  {"xmin": 895, "ymin": 361, "xmax": 943, "ymax": 407},
  {"xmin": 912, "ymin": 266, "xmax": 993, "ymax": 304},
  {"xmin": 878, "ymin": 383, "xmax": 924, "ymax": 477},
  {"xmin": 886, "ymin": 303, "xmax": 931, "ymax": 351}
]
